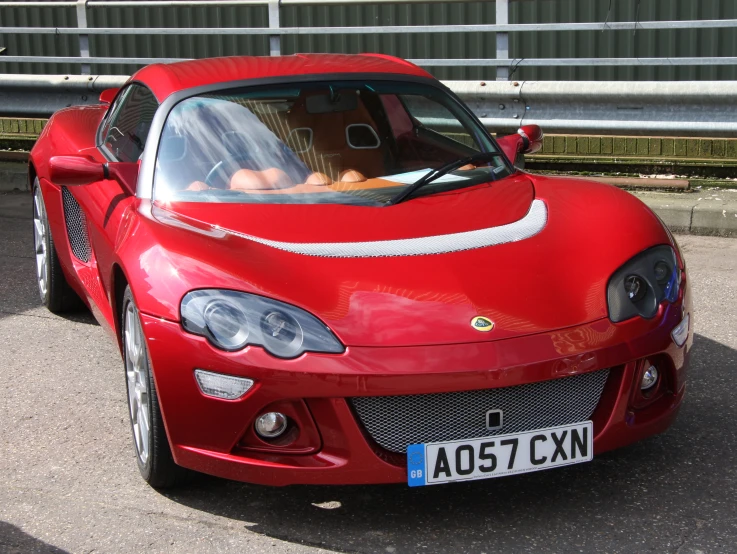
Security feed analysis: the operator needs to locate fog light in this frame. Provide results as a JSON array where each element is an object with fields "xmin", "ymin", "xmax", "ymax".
[
  {"xmin": 641, "ymin": 365, "xmax": 659, "ymax": 391},
  {"xmin": 194, "ymin": 369, "xmax": 253, "ymax": 400},
  {"xmin": 255, "ymin": 412, "xmax": 288, "ymax": 438},
  {"xmin": 671, "ymin": 313, "xmax": 690, "ymax": 347}
]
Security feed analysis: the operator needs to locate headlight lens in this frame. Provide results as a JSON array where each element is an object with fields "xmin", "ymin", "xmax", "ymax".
[
  {"xmin": 607, "ymin": 245, "xmax": 681, "ymax": 323},
  {"xmin": 181, "ymin": 289, "xmax": 344, "ymax": 358},
  {"xmin": 203, "ymin": 300, "xmax": 250, "ymax": 350}
]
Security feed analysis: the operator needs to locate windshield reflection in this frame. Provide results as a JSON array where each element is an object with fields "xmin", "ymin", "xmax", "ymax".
[{"xmin": 153, "ymin": 80, "xmax": 508, "ymax": 205}]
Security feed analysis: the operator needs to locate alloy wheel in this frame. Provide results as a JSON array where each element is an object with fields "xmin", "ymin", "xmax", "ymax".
[
  {"xmin": 125, "ymin": 302, "xmax": 151, "ymax": 465},
  {"xmin": 33, "ymin": 187, "xmax": 48, "ymax": 300}
]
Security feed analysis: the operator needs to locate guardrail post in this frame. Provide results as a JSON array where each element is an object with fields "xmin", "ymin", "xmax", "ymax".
[
  {"xmin": 76, "ymin": 0, "xmax": 90, "ymax": 75},
  {"xmin": 496, "ymin": 0, "xmax": 510, "ymax": 81},
  {"xmin": 268, "ymin": 0, "xmax": 281, "ymax": 57}
]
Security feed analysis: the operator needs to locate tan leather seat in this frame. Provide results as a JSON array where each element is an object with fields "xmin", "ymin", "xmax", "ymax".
[{"xmin": 286, "ymin": 92, "xmax": 386, "ymax": 180}]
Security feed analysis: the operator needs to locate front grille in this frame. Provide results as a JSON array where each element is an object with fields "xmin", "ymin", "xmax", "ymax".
[
  {"xmin": 62, "ymin": 187, "xmax": 91, "ymax": 262},
  {"xmin": 351, "ymin": 369, "xmax": 610, "ymax": 454}
]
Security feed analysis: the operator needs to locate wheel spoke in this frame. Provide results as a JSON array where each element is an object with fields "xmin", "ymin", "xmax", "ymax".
[
  {"xmin": 138, "ymin": 397, "xmax": 150, "ymax": 435},
  {"xmin": 34, "ymin": 219, "xmax": 44, "ymax": 242},
  {"xmin": 134, "ymin": 421, "xmax": 143, "ymax": 455},
  {"xmin": 125, "ymin": 316, "xmax": 135, "ymax": 360},
  {"xmin": 34, "ymin": 194, "xmax": 42, "ymax": 220},
  {"xmin": 135, "ymin": 323, "xmax": 145, "ymax": 367},
  {"xmin": 33, "ymin": 189, "xmax": 48, "ymax": 300},
  {"xmin": 126, "ymin": 367, "xmax": 136, "ymax": 392}
]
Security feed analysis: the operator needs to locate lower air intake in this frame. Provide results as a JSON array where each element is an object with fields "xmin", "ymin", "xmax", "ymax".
[{"xmin": 351, "ymin": 369, "xmax": 610, "ymax": 454}]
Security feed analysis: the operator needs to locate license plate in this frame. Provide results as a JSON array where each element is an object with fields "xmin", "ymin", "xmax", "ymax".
[{"xmin": 406, "ymin": 421, "xmax": 593, "ymax": 487}]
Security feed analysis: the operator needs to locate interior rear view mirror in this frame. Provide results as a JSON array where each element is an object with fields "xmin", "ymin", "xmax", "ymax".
[{"xmin": 305, "ymin": 92, "xmax": 358, "ymax": 114}]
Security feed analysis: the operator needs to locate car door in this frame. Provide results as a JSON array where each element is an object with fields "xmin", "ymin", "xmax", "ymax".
[{"xmin": 66, "ymin": 83, "xmax": 160, "ymax": 326}]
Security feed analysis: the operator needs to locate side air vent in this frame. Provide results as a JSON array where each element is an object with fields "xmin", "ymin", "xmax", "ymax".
[{"xmin": 62, "ymin": 187, "xmax": 92, "ymax": 263}]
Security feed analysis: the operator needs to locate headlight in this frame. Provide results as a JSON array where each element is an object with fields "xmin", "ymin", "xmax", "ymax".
[
  {"xmin": 607, "ymin": 245, "xmax": 681, "ymax": 323},
  {"xmin": 181, "ymin": 289, "xmax": 344, "ymax": 358}
]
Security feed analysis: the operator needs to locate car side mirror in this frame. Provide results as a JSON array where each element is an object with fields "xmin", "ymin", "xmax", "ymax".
[
  {"xmin": 496, "ymin": 125, "xmax": 544, "ymax": 167},
  {"xmin": 99, "ymin": 88, "xmax": 120, "ymax": 105},
  {"xmin": 49, "ymin": 155, "xmax": 138, "ymax": 195},
  {"xmin": 518, "ymin": 125, "xmax": 544, "ymax": 155}
]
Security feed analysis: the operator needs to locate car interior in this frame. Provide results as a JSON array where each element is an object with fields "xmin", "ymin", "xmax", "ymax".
[{"xmin": 154, "ymin": 84, "xmax": 503, "ymax": 203}]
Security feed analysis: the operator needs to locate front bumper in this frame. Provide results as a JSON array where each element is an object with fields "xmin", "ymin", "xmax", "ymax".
[{"xmin": 141, "ymin": 289, "xmax": 692, "ymax": 486}]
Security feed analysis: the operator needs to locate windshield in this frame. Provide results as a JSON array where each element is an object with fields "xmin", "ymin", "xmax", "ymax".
[{"xmin": 153, "ymin": 80, "xmax": 511, "ymax": 205}]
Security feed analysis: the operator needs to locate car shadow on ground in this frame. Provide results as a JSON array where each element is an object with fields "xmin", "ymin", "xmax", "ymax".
[
  {"xmin": 0, "ymin": 191, "xmax": 98, "ymax": 326},
  {"xmin": 0, "ymin": 521, "xmax": 70, "ymax": 554},
  {"xmin": 161, "ymin": 333, "xmax": 736, "ymax": 553}
]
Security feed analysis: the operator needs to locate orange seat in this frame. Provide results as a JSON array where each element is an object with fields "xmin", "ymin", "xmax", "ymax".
[{"xmin": 285, "ymin": 91, "xmax": 387, "ymax": 181}]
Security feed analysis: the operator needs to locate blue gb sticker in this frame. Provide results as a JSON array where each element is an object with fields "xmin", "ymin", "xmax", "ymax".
[{"xmin": 406, "ymin": 444, "xmax": 426, "ymax": 487}]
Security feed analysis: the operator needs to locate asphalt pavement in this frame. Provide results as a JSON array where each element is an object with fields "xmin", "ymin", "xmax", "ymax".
[{"xmin": 1, "ymin": 190, "xmax": 736, "ymax": 554}]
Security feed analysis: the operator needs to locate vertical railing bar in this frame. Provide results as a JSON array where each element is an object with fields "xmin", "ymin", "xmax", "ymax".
[
  {"xmin": 268, "ymin": 0, "xmax": 281, "ymax": 56},
  {"xmin": 495, "ymin": 0, "xmax": 509, "ymax": 81},
  {"xmin": 76, "ymin": 0, "xmax": 90, "ymax": 75}
]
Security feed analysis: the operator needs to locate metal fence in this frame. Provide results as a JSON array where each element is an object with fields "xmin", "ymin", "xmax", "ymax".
[
  {"xmin": 1, "ymin": 0, "xmax": 737, "ymax": 81},
  {"xmin": 1, "ymin": 0, "xmax": 737, "ymax": 137}
]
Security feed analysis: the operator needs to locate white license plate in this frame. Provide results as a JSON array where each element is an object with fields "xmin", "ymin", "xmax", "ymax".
[{"xmin": 406, "ymin": 421, "xmax": 593, "ymax": 487}]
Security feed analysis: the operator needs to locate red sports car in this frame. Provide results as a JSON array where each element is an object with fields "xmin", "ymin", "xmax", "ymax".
[{"xmin": 29, "ymin": 54, "xmax": 692, "ymax": 488}]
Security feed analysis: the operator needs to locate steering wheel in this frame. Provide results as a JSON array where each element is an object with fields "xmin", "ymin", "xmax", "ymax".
[{"xmin": 204, "ymin": 155, "xmax": 254, "ymax": 189}]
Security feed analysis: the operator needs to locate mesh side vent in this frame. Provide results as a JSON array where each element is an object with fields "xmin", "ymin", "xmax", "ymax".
[
  {"xmin": 351, "ymin": 369, "xmax": 610, "ymax": 454},
  {"xmin": 62, "ymin": 187, "xmax": 91, "ymax": 263}
]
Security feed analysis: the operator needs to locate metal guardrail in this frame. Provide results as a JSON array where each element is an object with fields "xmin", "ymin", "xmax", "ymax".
[
  {"xmin": 3, "ymin": 74, "xmax": 737, "ymax": 138},
  {"xmin": 2, "ymin": 0, "xmax": 737, "ymax": 81},
  {"xmin": 457, "ymin": 81, "xmax": 737, "ymax": 138},
  {"xmin": 0, "ymin": 74, "xmax": 126, "ymax": 118}
]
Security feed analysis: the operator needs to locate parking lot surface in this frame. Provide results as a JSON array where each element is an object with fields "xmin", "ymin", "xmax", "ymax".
[{"xmin": 1, "ymin": 190, "xmax": 736, "ymax": 554}]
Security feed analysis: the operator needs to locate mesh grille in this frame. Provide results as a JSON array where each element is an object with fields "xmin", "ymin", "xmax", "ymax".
[
  {"xmin": 62, "ymin": 187, "xmax": 91, "ymax": 263},
  {"xmin": 351, "ymin": 369, "xmax": 610, "ymax": 454}
]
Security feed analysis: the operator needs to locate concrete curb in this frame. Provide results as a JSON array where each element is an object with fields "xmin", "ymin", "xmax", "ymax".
[
  {"xmin": 2, "ymin": 161, "xmax": 736, "ymax": 237},
  {"xmin": 0, "ymin": 161, "xmax": 28, "ymax": 192},
  {"xmin": 632, "ymin": 191, "xmax": 737, "ymax": 237}
]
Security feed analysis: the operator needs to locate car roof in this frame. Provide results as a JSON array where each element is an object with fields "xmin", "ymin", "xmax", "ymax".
[{"xmin": 131, "ymin": 53, "xmax": 433, "ymax": 101}]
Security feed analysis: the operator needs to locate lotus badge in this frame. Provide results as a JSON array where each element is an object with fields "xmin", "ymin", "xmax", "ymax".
[{"xmin": 471, "ymin": 316, "xmax": 494, "ymax": 332}]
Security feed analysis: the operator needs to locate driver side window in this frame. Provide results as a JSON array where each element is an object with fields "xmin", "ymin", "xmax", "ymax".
[{"xmin": 101, "ymin": 84, "xmax": 159, "ymax": 163}]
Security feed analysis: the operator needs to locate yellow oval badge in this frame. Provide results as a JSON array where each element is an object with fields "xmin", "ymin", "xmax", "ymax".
[{"xmin": 471, "ymin": 316, "xmax": 494, "ymax": 332}]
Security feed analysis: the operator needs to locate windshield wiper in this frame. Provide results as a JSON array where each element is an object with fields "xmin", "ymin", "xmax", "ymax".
[{"xmin": 386, "ymin": 151, "xmax": 505, "ymax": 206}]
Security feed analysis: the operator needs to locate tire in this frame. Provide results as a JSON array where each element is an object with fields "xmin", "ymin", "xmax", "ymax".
[
  {"xmin": 32, "ymin": 179, "xmax": 80, "ymax": 313},
  {"xmin": 122, "ymin": 286, "xmax": 191, "ymax": 488}
]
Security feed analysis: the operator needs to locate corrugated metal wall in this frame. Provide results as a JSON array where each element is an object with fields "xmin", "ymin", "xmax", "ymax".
[
  {"xmin": 510, "ymin": 0, "xmax": 737, "ymax": 81},
  {"xmin": 0, "ymin": 0, "xmax": 736, "ymax": 80}
]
